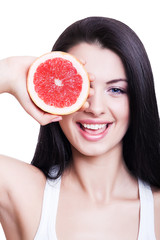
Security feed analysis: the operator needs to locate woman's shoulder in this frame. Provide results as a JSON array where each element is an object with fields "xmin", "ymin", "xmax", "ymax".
[
  {"xmin": 0, "ymin": 154, "xmax": 46, "ymax": 184},
  {"xmin": 0, "ymin": 154, "xmax": 46, "ymax": 206},
  {"xmin": 0, "ymin": 154, "xmax": 47, "ymax": 238},
  {"xmin": 153, "ymin": 188, "xmax": 160, "ymax": 238}
]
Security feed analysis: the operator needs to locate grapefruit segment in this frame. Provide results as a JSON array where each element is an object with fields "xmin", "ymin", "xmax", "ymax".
[{"xmin": 27, "ymin": 52, "xmax": 89, "ymax": 115}]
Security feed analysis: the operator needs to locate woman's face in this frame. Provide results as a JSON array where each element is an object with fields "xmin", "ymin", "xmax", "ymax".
[{"xmin": 59, "ymin": 42, "xmax": 129, "ymax": 157}]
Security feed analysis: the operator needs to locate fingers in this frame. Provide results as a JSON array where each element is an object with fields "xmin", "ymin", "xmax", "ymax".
[
  {"xmin": 79, "ymin": 58, "xmax": 95, "ymax": 82},
  {"xmin": 88, "ymin": 72, "xmax": 95, "ymax": 82},
  {"xmin": 79, "ymin": 58, "xmax": 86, "ymax": 65},
  {"xmin": 26, "ymin": 103, "xmax": 62, "ymax": 126},
  {"xmin": 80, "ymin": 101, "xmax": 89, "ymax": 111},
  {"xmin": 24, "ymin": 99, "xmax": 62, "ymax": 125},
  {"xmin": 88, "ymin": 87, "xmax": 94, "ymax": 98},
  {"xmin": 79, "ymin": 81, "xmax": 94, "ymax": 111},
  {"xmin": 78, "ymin": 70, "xmax": 95, "ymax": 111},
  {"xmin": 16, "ymin": 89, "xmax": 62, "ymax": 125},
  {"xmin": 87, "ymin": 72, "xmax": 95, "ymax": 98}
]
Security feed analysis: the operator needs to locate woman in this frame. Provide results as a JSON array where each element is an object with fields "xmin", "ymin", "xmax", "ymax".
[{"xmin": 0, "ymin": 16, "xmax": 160, "ymax": 240}]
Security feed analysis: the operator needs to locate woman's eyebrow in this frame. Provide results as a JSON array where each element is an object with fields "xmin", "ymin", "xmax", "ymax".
[{"xmin": 106, "ymin": 78, "xmax": 128, "ymax": 84}]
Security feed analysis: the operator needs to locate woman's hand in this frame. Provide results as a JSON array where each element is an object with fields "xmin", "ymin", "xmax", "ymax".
[
  {"xmin": 0, "ymin": 56, "xmax": 94, "ymax": 124},
  {"xmin": 0, "ymin": 56, "xmax": 62, "ymax": 125}
]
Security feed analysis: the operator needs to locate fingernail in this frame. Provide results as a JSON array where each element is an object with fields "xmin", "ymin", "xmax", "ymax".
[{"xmin": 52, "ymin": 116, "xmax": 62, "ymax": 122}]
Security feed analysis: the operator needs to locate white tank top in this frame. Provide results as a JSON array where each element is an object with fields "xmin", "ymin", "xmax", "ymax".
[{"xmin": 34, "ymin": 178, "xmax": 156, "ymax": 240}]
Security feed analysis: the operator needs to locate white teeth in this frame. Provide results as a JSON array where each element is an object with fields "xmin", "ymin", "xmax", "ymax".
[{"xmin": 82, "ymin": 123, "xmax": 106, "ymax": 130}]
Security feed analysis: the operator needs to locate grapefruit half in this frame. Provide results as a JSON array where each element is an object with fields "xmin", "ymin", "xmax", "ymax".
[{"xmin": 27, "ymin": 52, "xmax": 89, "ymax": 115}]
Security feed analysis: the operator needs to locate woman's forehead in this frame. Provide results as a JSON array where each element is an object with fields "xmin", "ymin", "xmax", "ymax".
[{"xmin": 68, "ymin": 42, "xmax": 127, "ymax": 82}]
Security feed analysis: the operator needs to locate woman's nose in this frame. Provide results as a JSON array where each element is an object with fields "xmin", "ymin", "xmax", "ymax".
[{"xmin": 84, "ymin": 89, "xmax": 106, "ymax": 116}]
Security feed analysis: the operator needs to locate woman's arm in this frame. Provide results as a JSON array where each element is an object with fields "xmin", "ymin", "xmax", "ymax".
[{"xmin": 0, "ymin": 56, "xmax": 62, "ymax": 125}]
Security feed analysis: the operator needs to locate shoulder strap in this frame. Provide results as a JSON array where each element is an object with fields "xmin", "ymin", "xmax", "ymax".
[
  {"xmin": 34, "ymin": 177, "xmax": 61, "ymax": 240},
  {"xmin": 138, "ymin": 179, "xmax": 156, "ymax": 240}
]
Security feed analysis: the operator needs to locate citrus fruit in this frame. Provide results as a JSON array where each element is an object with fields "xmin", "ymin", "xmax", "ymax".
[{"xmin": 27, "ymin": 52, "xmax": 89, "ymax": 115}]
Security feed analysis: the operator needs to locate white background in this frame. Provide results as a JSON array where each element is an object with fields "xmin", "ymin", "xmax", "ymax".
[{"xmin": 0, "ymin": 0, "xmax": 160, "ymax": 238}]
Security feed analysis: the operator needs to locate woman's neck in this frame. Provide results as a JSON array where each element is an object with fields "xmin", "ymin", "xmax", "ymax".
[{"xmin": 64, "ymin": 144, "xmax": 137, "ymax": 203}]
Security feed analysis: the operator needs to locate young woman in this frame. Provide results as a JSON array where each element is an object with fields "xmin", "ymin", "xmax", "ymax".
[{"xmin": 0, "ymin": 16, "xmax": 160, "ymax": 240}]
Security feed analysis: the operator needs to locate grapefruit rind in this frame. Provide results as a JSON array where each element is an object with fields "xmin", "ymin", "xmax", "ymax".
[{"xmin": 27, "ymin": 52, "xmax": 90, "ymax": 115}]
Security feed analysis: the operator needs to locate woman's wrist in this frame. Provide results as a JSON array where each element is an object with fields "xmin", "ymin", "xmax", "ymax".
[
  {"xmin": 0, "ymin": 58, "xmax": 12, "ymax": 94},
  {"xmin": 0, "ymin": 56, "xmax": 36, "ymax": 95}
]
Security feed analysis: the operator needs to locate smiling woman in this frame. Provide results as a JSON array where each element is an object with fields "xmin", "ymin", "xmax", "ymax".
[
  {"xmin": 0, "ymin": 16, "xmax": 160, "ymax": 240},
  {"xmin": 59, "ymin": 43, "xmax": 129, "ymax": 156}
]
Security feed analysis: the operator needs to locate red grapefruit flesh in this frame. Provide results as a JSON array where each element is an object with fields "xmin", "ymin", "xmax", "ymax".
[{"xmin": 27, "ymin": 52, "xmax": 89, "ymax": 115}]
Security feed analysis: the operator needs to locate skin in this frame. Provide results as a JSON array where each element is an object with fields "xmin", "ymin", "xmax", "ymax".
[{"xmin": 0, "ymin": 43, "xmax": 160, "ymax": 240}]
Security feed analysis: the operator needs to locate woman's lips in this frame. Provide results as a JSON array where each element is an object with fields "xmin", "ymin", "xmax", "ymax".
[
  {"xmin": 80, "ymin": 123, "xmax": 107, "ymax": 134},
  {"xmin": 76, "ymin": 121, "xmax": 112, "ymax": 141}
]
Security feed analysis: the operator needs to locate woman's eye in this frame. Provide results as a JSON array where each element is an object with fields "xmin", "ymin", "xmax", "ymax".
[{"xmin": 108, "ymin": 88, "xmax": 125, "ymax": 94}]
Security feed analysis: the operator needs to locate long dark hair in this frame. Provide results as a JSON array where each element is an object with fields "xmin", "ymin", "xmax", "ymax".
[{"xmin": 31, "ymin": 17, "xmax": 160, "ymax": 187}]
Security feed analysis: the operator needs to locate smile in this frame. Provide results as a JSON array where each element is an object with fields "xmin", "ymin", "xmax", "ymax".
[
  {"xmin": 81, "ymin": 123, "xmax": 107, "ymax": 130},
  {"xmin": 77, "ymin": 121, "xmax": 112, "ymax": 141}
]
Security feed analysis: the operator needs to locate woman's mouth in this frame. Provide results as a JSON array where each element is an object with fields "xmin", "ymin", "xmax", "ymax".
[
  {"xmin": 80, "ymin": 123, "xmax": 107, "ymax": 133},
  {"xmin": 77, "ymin": 121, "xmax": 112, "ymax": 141}
]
